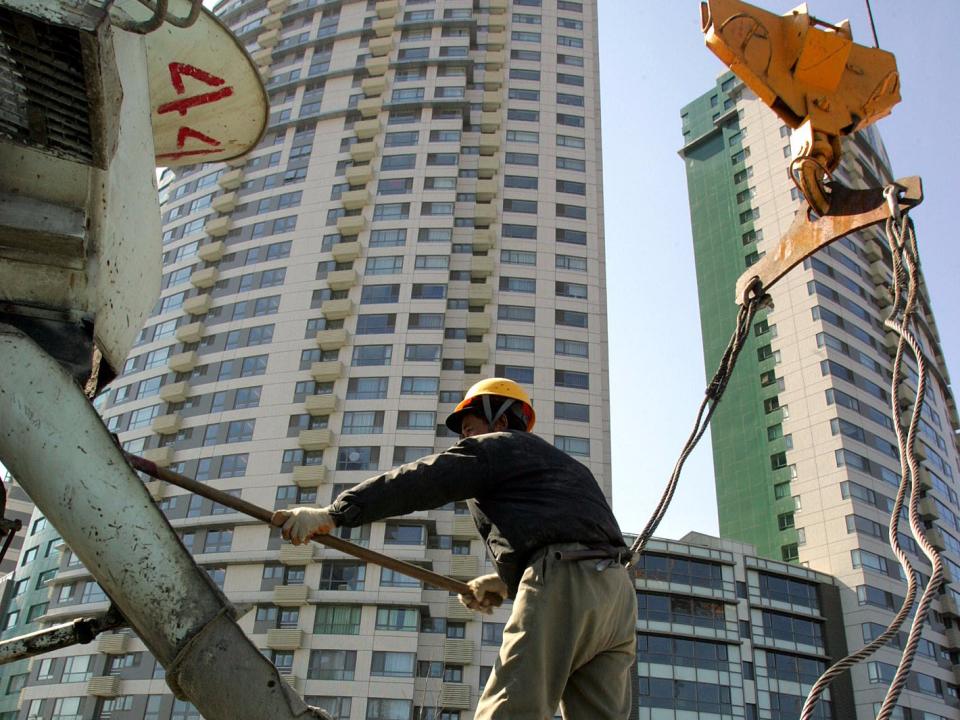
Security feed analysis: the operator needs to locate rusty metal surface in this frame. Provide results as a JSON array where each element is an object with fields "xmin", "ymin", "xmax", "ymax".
[
  {"xmin": 0, "ymin": 607, "xmax": 126, "ymax": 665},
  {"xmin": 127, "ymin": 453, "xmax": 473, "ymax": 596},
  {"xmin": 735, "ymin": 176, "xmax": 922, "ymax": 304},
  {"xmin": 0, "ymin": 325, "xmax": 325, "ymax": 720}
]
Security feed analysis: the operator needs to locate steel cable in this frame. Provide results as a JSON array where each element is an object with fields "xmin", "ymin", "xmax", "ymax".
[
  {"xmin": 799, "ymin": 189, "xmax": 941, "ymax": 720},
  {"xmin": 629, "ymin": 279, "xmax": 766, "ymax": 559}
]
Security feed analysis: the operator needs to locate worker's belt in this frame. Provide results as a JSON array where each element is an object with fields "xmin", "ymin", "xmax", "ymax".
[
  {"xmin": 529, "ymin": 543, "xmax": 630, "ymax": 567},
  {"xmin": 552, "ymin": 547, "xmax": 629, "ymax": 563}
]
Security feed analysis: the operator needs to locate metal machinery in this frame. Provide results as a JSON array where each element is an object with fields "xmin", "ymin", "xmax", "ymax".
[{"xmin": 0, "ymin": 1, "xmax": 324, "ymax": 717}]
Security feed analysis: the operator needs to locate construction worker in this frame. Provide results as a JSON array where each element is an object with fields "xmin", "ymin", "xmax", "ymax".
[{"xmin": 275, "ymin": 378, "xmax": 637, "ymax": 719}]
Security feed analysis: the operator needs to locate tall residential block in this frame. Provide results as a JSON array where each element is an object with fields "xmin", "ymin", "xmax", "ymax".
[
  {"xmin": 0, "ymin": 1, "xmax": 608, "ymax": 718},
  {"xmin": 682, "ymin": 72, "xmax": 960, "ymax": 719}
]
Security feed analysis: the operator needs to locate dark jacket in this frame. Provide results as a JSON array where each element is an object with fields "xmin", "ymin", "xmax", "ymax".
[{"xmin": 327, "ymin": 430, "xmax": 627, "ymax": 594}]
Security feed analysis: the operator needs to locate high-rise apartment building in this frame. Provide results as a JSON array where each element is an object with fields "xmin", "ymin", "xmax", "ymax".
[
  {"xmin": 0, "ymin": 1, "xmax": 608, "ymax": 718},
  {"xmin": 682, "ymin": 72, "xmax": 960, "ymax": 719}
]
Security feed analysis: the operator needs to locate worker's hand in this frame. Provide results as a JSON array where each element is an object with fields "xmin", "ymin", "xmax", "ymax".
[
  {"xmin": 272, "ymin": 506, "xmax": 335, "ymax": 545},
  {"xmin": 458, "ymin": 573, "xmax": 508, "ymax": 615}
]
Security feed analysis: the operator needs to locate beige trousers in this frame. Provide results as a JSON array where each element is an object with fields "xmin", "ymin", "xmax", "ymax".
[{"xmin": 474, "ymin": 544, "xmax": 637, "ymax": 720}]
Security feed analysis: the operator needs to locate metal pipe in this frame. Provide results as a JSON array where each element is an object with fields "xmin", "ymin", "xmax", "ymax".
[
  {"xmin": 0, "ymin": 608, "xmax": 126, "ymax": 665},
  {"xmin": 126, "ymin": 453, "xmax": 472, "ymax": 596},
  {"xmin": 0, "ymin": 325, "xmax": 324, "ymax": 720}
]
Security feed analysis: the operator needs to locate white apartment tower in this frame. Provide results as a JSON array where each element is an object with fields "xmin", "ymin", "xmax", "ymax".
[{"xmin": 4, "ymin": 1, "xmax": 609, "ymax": 719}]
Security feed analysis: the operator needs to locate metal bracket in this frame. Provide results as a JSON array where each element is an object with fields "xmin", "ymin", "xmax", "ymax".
[{"xmin": 735, "ymin": 176, "xmax": 923, "ymax": 304}]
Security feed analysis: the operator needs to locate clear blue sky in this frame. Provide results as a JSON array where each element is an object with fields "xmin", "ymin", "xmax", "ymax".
[{"xmin": 601, "ymin": 1, "xmax": 960, "ymax": 539}]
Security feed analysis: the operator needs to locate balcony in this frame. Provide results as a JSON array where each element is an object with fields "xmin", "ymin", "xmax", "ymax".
[
  {"xmin": 484, "ymin": 50, "xmax": 504, "ymax": 70},
  {"xmin": 293, "ymin": 465, "xmax": 327, "ymax": 487},
  {"xmin": 863, "ymin": 238, "xmax": 883, "ymax": 262},
  {"xmin": 362, "ymin": 76, "xmax": 387, "ymax": 97},
  {"xmin": 464, "ymin": 342, "xmax": 489, "ymax": 364},
  {"xmin": 315, "ymin": 328, "xmax": 348, "ymax": 351},
  {"xmin": 470, "ymin": 256, "xmax": 494, "ymax": 278},
  {"xmin": 87, "ymin": 676, "xmax": 121, "ymax": 698},
  {"xmin": 218, "ymin": 168, "xmax": 243, "ymax": 190},
  {"xmin": 175, "ymin": 321, "xmax": 204, "ymax": 344},
  {"xmin": 204, "ymin": 216, "xmax": 231, "ymax": 237},
  {"xmin": 345, "ymin": 165, "xmax": 374, "ymax": 188},
  {"xmin": 479, "ymin": 112, "xmax": 500, "ymax": 133},
  {"xmin": 252, "ymin": 48, "xmax": 273, "ymax": 67},
  {"xmin": 449, "ymin": 555, "xmax": 479, "ymax": 579},
  {"xmin": 467, "ymin": 283, "xmax": 493, "ymax": 305},
  {"xmin": 140, "ymin": 447, "xmax": 173, "ymax": 469},
  {"xmin": 369, "ymin": 37, "xmax": 394, "ymax": 57},
  {"xmin": 266, "ymin": 0, "xmax": 288, "ymax": 10},
  {"xmin": 375, "ymin": 0, "xmax": 400, "ymax": 19},
  {"xmin": 310, "ymin": 361, "xmax": 342, "ymax": 383},
  {"xmin": 472, "ymin": 228, "xmax": 495, "ymax": 250},
  {"xmin": 98, "ymin": 633, "xmax": 128, "ymax": 654},
  {"xmin": 273, "ymin": 584, "xmax": 309, "ymax": 606},
  {"xmin": 299, "ymin": 429, "xmax": 333, "ymax": 451},
  {"xmin": 350, "ymin": 141, "xmax": 377, "ymax": 164},
  {"xmin": 475, "ymin": 180, "xmax": 498, "ymax": 203},
  {"xmin": 452, "ymin": 515, "xmax": 479, "ymax": 539},
  {"xmin": 150, "ymin": 413, "xmax": 181, "ymax": 435},
  {"xmin": 482, "ymin": 71, "xmax": 503, "ymax": 91},
  {"xmin": 919, "ymin": 497, "xmax": 939, "ymax": 521},
  {"xmin": 304, "ymin": 393, "xmax": 337, "ymax": 415},
  {"xmin": 941, "ymin": 596, "xmax": 960, "ymax": 618},
  {"xmin": 481, "ymin": 90, "xmax": 501, "ymax": 111},
  {"xmin": 474, "ymin": 203, "xmax": 496, "ymax": 226},
  {"xmin": 321, "ymin": 298, "xmax": 354, "ymax": 321},
  {"xmin": 190, "ymin": 267, "xmax": 218, "ymax": 289},
  {"xmin": 159, "ymin": 380, "xmax": 190, "ymax": 403},
  {"xmin": 928, "ymin": 528, "xmax": 947, "ymax": 551},
  {"xmin": 331, "ymin": 240, "xmax": 362, "ymax": 263},
  {"xmin": 182, "ymin": 293, "xmax": 211, "ymax": 316},
  {"xmin": 267, "ymin": 629, "xmax": 303, "ymax": 650},
  {"xmin": 372, "ymin": 18, "xmax": 395, "ymax": 38},
  {"xmin": 145, "ymin": 479, "xmax": 166, "ymax": 501},
  {"xmin": 446, "ymin": 595, "xmax": 473, "ymax": 621},
  {"xmin": 261, "ymin": 12, "xmax": 281, "ymax": 30},
  {"xmin": 477, "ymin": 156, "xmax": 499, "ymax": 178},
  {"xmin": 211, "ymin": 191, "xmax": 237, "ymax": 213},
  {"xmin": 327, "ymin": 269, "xmax": 358, "ymax": 292},
  {"xmin": 354, "ymin": 119, "xmax": 381, "ymax": 141},
  {"xmin": 340, "ymin": 189, "xmax": 370, "ymax": 212},
  {"xmin": 440, "ymin": 683, "xmax": 471, "ymax": 709},
  {"xmin": 365, "ymin": 55, "xmax": 390, "ymax": 76},
  {"xmin": 256, "ymin": 28, "xmax": 279, "ymax": 48},
  {"xmin": 358, "ymin": 96, "xmax": 383, "ymax": 118},
  {"xmin": 443, "ymin": 638, "xmax": 474, "ymax": 665},
  {"xmin": 198, "ymin": 240, "xmax": 225, "ymax": 262},
  {"xmin": 466, "ymin": 311, "xmax": 490, "ymax": 333},
  {"xmin": 279, "ymin": 544, "xmax": 314, "ymax": 566},
  {"xmin": 488, "ymin": 0, "xmax": 507, "ymax": 12},
  {"xmin": 336, "ymin": 215, "xmax": 366, "ymax": 236},
  {"xmin": 478, "ymin": 133, "xmax": 500, "ymax": 156},
  {"xmin": 873, "ymin": 284, "xmax": 892, "ymax": 307},
  {"xmin": 168, "ymin": 350, "xmax": 198, "ymax": 373},
  {"xmin": 868, "ymin": 259, "xmax": 889, "ymax": 284}
]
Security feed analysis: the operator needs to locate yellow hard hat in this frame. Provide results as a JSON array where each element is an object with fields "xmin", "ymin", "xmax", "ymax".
[{"xmin": 445, "ymin": 378, "xmax": 536, "ymax": 434}]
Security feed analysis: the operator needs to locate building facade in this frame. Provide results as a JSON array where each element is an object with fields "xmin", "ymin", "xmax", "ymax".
[
  {"xmin": 634, "ymin": 532, "xmax": 852, "ymax": 720},
  {"xmin": 681, "ymin": 73, "xmax": 960, "ymax": 719},
  {"xmin": 0, "ymin": 0, "xmax": 609, "ymax": 718}
]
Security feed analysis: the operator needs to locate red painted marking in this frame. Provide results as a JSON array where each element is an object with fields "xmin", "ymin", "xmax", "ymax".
[
  {"xmin": 175, "ymin": 126, "xmax": 221, "ymax": 149},
  {"xmin": 168, "ymin": 62, "xmax": 226, "ymax": 94},
  {"xmin": 157, "ymin": 87, "xmax": 234, "ymax": 117},
  {"xmin": 157, "ymin": 148, "xmax": 223, "ymax": 161}
]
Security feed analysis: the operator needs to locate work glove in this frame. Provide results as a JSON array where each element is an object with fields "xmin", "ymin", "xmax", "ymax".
[
  {"xmin": 273, "ymin": 506, "xmax": 335, "ymax": 545},
  {"xmin": 458, "ymin": 573, "xmax": 508, "ymax": 615}
]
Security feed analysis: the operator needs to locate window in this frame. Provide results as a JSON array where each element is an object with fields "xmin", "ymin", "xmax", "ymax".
[
  {"xmin": 496, "ymin": 334, "xmax": 534, "ymax": 352},
  {"xmin": 308, "ymin": 649, "xmax": 356, "ymax": 680},
  {"xmin": 336, "ymin": 446, "xmax": 379, "ymax": 471},
  {"xmin": 555, "ymin": 436, "xmax": 589, "ymax": 456},
  {"xmin": 356, "ymin": 314, "xmax": 397, "ymax": 335},
  {"xmin": 498, "ymin": 305, "xmax": 536, "ymax": 322},
  {"xmin": 376, "ymin": 607, "xmax": 418, "ymax": 631},
  {"xmin": 555, "ymin": 402, "xmax": 589, "ymax": 422},
  {"xmin": 341, "ymin": 411, "xmax": 385, "ymax": 435},
  {"xmin": 314, "ymin": 605, "xmax": 361, "ymax": 635},
  {"xmin": 404, "ymin": 344, "xmax": 441, "ymax": 362},
  {"xmin": 396, "ymin": 375, "xmax": 441, "ymax": 398},
  {"xmin": 373, "ymin": 203, "xmax": 410, "ymax": 221},
  {"xmin": 556, "ymin": 338, "xmax": 588, "ymax": 358},
  {"xmin": 361, "ymin": 284, "xmax": 400, "ymax": 304},
  {"xmin": 377, "ymin": 178, "xmax": 413, "ymax": 195},
  {"xmin": 371, "ymin": 651, "xmax": 415, "ymax": 677},
  {"xmin": 500, "ymin": 276, "xmax": 536, "ymax": 293},
  {"xmin": 352, "ymin": 344, "xmax": 392, "ymax": 366}
]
